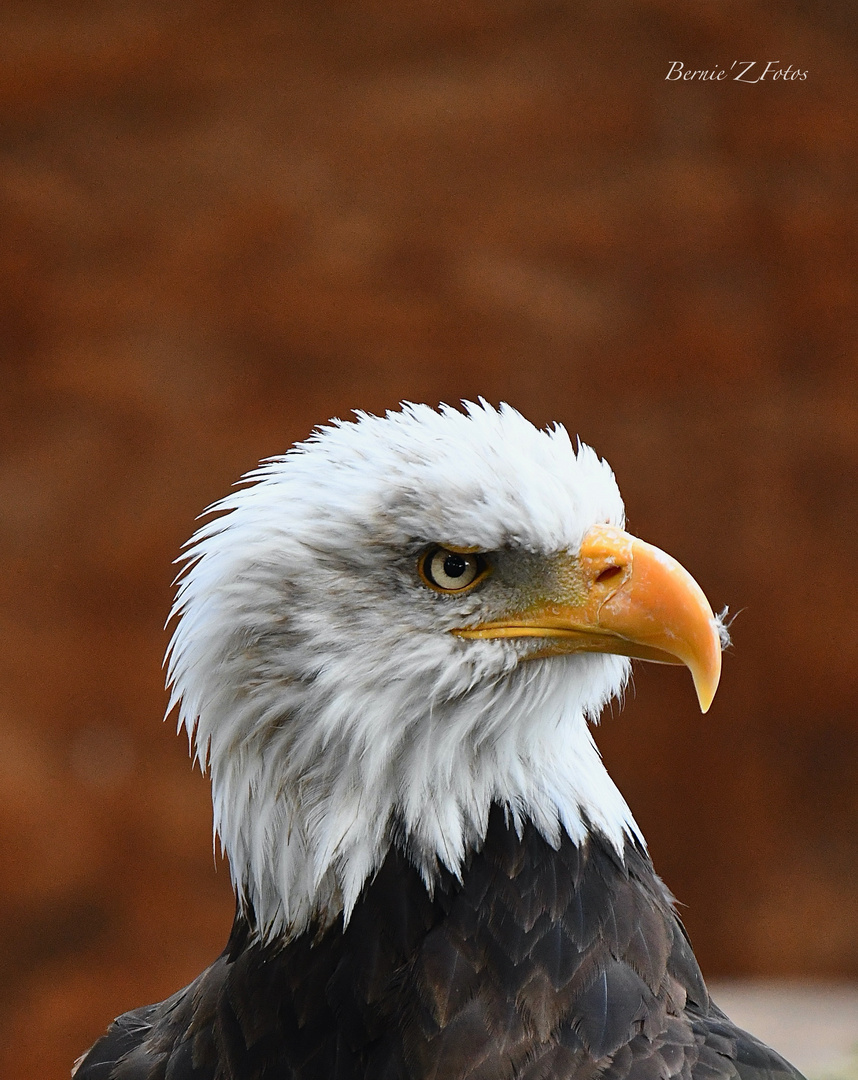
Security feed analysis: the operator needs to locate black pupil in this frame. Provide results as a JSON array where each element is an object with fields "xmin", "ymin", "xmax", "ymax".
[{"xmin": 443, "ymin": 553, "xmax": 468, "ymax": 579}]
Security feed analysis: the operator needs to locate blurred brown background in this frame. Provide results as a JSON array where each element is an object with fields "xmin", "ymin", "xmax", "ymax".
[{"xmin": 1, "ymin": 1, "xmax": 856, "ymax": 1076}]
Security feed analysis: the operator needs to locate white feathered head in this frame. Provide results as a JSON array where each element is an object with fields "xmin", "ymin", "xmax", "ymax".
[{"xmin": 166, "ymin": 402, "xmax": 723, "ymax": 940}]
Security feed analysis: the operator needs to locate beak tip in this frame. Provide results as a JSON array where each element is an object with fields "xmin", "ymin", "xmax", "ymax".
[{"xmin": 692, "ymin": 654, "xmax": 721, "ymax": 714}]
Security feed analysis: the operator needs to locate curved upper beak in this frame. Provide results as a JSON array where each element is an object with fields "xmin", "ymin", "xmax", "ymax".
[{"xmin": 454, "ymin": 524, "xmax": 723, "ymax": 713}]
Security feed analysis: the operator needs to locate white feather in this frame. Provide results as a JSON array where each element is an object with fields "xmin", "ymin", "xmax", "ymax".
[{"xmin": 166, "ymin": 401, "xmax": 641, "ymax": 941}]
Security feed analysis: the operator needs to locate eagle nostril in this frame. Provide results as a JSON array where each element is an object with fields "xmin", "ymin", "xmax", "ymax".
[{"xmin": 596, "ymin": 565, "xmax": 623, "ymax": 585}]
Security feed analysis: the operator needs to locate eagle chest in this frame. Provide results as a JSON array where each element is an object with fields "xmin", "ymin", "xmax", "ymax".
[{"xmin": 212, "ymin": 814, "xmax": 698, "ymax": 1080}]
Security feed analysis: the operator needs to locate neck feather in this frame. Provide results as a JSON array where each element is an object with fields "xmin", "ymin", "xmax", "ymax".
[{"xmin": 203, "ymin": 657, "xmax": 642, "ymax": 943}]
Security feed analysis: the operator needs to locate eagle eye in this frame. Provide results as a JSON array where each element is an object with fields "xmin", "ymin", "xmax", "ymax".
[{"xmin": 419, "ymin": 546, "xmax": 489, "ymax": 593}]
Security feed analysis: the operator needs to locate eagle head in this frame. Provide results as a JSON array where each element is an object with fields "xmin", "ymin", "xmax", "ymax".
[{"xmin": 166, "ymin": 402, "xmax": 725, "ymax": 940}]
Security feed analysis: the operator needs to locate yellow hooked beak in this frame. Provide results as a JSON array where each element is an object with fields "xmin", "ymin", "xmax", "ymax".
[{"xmin": 453, "ymin": 524, "xmax": 723, "ymax": 712}]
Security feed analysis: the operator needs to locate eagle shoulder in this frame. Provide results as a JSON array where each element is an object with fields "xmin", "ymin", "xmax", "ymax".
[
  {"xmin": 72, "ymin": 960, "xmax": 222, "ymax": 1080},
  {"xmin": 72, "ymin": 815, "xmax": 808, "ymax": 1080}
]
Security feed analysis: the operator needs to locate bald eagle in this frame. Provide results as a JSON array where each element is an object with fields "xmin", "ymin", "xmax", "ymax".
[{"xmin": 74, "ymin": 402, "xmax": 803, "ymax": 1080}]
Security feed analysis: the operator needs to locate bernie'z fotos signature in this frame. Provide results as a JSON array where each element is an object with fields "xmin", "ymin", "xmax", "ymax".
[{"xmin": 666, "ymin": 61, "xmax": 807, "ymax": 83}]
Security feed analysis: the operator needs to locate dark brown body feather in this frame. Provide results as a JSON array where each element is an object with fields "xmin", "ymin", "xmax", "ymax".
[{"xmin": 74, "ymin": 808, "xmax": 804, "ymax": 1080}]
